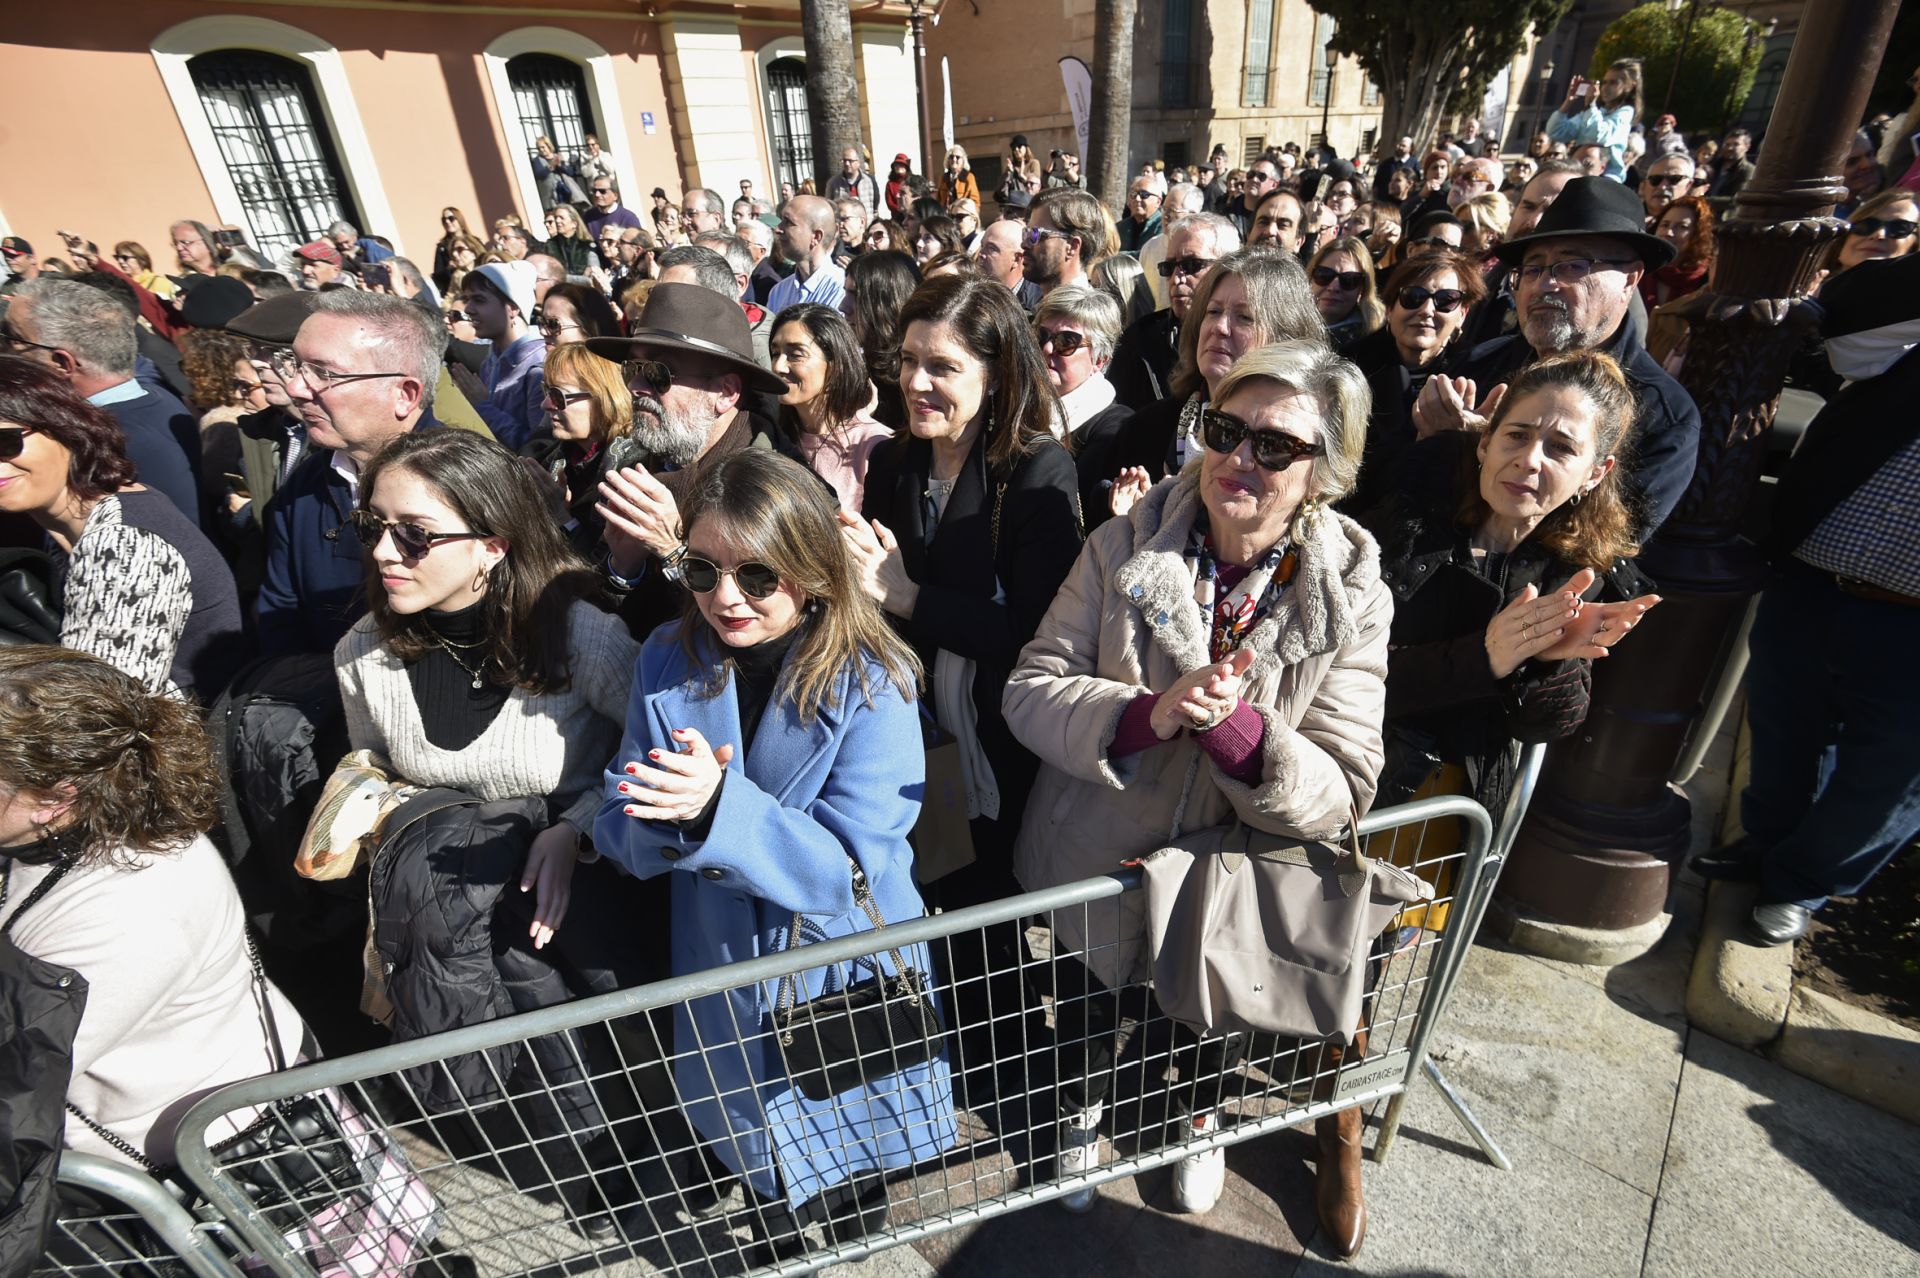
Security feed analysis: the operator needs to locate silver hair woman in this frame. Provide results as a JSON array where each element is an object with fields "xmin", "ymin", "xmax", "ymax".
[{"xmin": 1003, "ymin": 339, "xmax": 1387, "ymax": 1252}]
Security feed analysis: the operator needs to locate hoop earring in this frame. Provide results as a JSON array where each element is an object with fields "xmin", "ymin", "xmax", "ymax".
[{"xmin": 1568, "ymin": 490, "xmax": 1586, "ymax": 508}]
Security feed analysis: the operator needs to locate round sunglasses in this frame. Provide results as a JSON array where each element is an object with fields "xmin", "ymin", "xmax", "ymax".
[
  {"xmin": 1311, "ymin": 267, "xmax": 1364, "ymax": 290},
  {"xmin": 679, "ymin": 555, "xmax": 782, "ymax": 599},
  {"xmin": 1199, "ymin": 408, "xmax": 1324, "ymax": 471},
  {"xmin": 347, "ymin": 509, "xmax": 490, "ymax": 560},
  {"xmin": 1032, "ymin": 326, "xmax": 1090, "ymax": 356}
]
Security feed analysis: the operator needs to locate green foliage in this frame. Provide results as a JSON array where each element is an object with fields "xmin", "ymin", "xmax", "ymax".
[
  {"xmin": 1593, "ymin": 2, "xmax": 1766, "ymax": 137},
  {"xmin": 1311, "ymin": 0, "xmax": 1574, "ymax": 148}
]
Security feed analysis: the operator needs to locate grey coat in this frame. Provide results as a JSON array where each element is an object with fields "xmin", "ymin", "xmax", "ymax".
[{"xmin": 1003, "ymin": 467, "xmax": 1391, "ymax": 989}]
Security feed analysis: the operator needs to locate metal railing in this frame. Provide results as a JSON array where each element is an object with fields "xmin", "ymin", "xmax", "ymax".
[
  {"xmin": 49, "ymin": 794, "xmax": 1491, "ymax": 1278},
  {"xmin": 37, "ymin": 1153, "xmax": 246, "ymax": 1278}
]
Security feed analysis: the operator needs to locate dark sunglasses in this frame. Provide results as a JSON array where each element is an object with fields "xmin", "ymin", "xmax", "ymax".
[
  {"xmin": 1199, "ymin": 408, "xmax": 1324, "ymax": 471},
  {"xmin": 1033, "ymin": 327, "xmax": 1090, "ymax": 356},
  {"xmin": 444, "ymin": 310, "xmax": 467, "ymax": 325},
  {"xmin": 0, "ymin": 425, "xmax": 31, "ymax": 461},
  {"xmin": 1157, "ymin": 255, "xmax": 1215, "ymax": 279},
  {"xmin": 623, "ymin": 358, "xmax": 675, "ymax": 397},
  {"xmin": 346, "ymin": 509, "xmax": 490, "ymax": 560},
  {"xmin": 1395, "ymin": 285, "xmax": 1468, "ymax": 314},
  {"xmin": 1847, "ymin": 217, "xmax": 1917, "ymax": 238},
  {"xmin": 679, "ymin": 555, "xmax": 782, "ymax": 599},
  {"xmin": 543, "ymin": 388, "xmax": 592, "ymax": 412},
  {"xmin": 1311, "ymin": 267, "xmax": 1365, "ymax": 290},
  {"xmin": 1023, "ymin": 226, "xmax": 1074, "ymax": 248},
  {"xmin": 1646, "ymin": 174, "xmax": 1689, "ymax": 188}
]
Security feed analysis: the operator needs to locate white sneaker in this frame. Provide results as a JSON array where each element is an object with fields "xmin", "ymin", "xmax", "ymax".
[
  {"xmin": 1057, "ymin": 1101, "xmax": 1104, "ymax": 1214},
  {"xmin": 1171, "ymin": 1111, "xmax": 1226, "ymax": 1214}
]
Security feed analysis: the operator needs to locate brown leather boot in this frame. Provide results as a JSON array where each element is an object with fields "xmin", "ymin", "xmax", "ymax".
[{"xmin": 1314, "ymin": 1107, "xmax": 1368, "ymax": 1259}]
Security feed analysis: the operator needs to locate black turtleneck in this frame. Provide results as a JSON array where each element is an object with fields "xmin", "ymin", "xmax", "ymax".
[
  {"xmin": 729, "ymin": 626, "xmax": 800, "ymax": 752},
  {"xmin": 406, "ymin": 599, "xmax": 511, "ymax": 751}
]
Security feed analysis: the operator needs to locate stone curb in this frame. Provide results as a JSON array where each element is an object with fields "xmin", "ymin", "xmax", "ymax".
[{"xmin": 1685, "ymin": 881, "xmax": 1920, "ymax": 1126}]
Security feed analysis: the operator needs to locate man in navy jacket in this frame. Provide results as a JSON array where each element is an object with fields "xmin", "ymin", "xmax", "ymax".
[
  {"xmin": 4, "ymin": 279, "xmax": 201, "ymax": 526},
  {"xmin": 256, "ymin": 290, "xmax": 447, "ymax": 655}
]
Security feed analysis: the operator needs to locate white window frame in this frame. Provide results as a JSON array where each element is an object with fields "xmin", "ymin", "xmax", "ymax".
[
  {"xmin": 151, "ymin": 16, "xmax": 400, "ymax": 255},
  {"xmin": 483, "ymin": 28, "xmax": 639, "ymax": 225}
]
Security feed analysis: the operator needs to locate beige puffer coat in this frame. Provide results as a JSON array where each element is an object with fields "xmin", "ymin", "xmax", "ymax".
[{"xmin": 1003, "ymin": 467, "xmax": 1392, "ymax": 990}]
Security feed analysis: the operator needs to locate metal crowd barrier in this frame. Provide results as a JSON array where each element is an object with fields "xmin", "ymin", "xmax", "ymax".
[
  {"xmin": 38, "ymin": 1153, "xmax": 246, "ymax": 1278},
  {"xmin": 155, "ymin": 793, "xmax": 1491, "ymax": 1278}
]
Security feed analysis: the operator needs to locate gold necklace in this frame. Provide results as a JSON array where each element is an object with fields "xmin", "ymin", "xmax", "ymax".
[{"xmin": 428, "ymin": 630, "xmax": 489, "ymax": 690}]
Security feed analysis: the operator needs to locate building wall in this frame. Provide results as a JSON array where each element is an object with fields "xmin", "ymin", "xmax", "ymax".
[{"xmin": 0, "ymin": 0, "xmax": 914, "ymax": 269}]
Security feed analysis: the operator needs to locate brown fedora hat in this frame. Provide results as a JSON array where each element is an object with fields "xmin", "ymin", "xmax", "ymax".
[{"xmin": 585, "ymin": 282, "xmax": 786, "ymax": 395}]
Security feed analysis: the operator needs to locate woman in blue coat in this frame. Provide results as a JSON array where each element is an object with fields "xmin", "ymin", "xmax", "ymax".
[{"xmin": 594, "ymin": 449, "xmax": 957, "ymax": 1253}]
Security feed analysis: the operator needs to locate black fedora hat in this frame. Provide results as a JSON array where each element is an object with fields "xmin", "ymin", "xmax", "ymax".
[
  {"xmin": 585, "ymin": 282, "xmax": 786, "ymax": 395},
  {"xmin": 1494, "ymin": 176, "xmax": 1676, "ymax": 270}
]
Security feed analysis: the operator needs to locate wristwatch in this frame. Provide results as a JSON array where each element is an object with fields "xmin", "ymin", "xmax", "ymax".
[{"xmin": 660, "ymin": 541, "xmax": 691, "ymax": 584}]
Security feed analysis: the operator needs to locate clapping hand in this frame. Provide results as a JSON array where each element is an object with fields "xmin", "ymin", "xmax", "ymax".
[
  {"xmin": 837, "ymin": 512, "xmax": 918, "ymax": 617},
  {"xmin": 1484, "ymin": 576, "xmax": 1584, "ymax": 678},
  {"xmin": 615, "ymin": 728, "xmax": 737, "ymax": 824},
  {"xmin": 1413, "ymin": 377, "xmax": 1506, "ymax": 440},
  {"xmin": 1150, "ymin": 648, "xmax": 1257, "ymax": 740},
  {"xmin": 1537, "ymin": 587, "xmax": 1663, "ymax": 662},
  {"xmin": 1109, "ymin": 467, "xmax": 1152, "ymax": 519},
  {"xmin": 597, "ymin": 464, "xmax": 683, "ymax": 577}
]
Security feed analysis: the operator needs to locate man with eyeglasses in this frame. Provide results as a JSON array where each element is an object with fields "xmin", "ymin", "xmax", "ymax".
[
  {"xmin": 222, "ymin": 292, "xmax": 322, "ymax": 525},
  {"xmin": 1638, "ymin": 153, "xmax": 1695, "ymax": 225},
  {"xmin": 584, "ymin": 177, "xmax": 643, "ymax": 244},
  {"xmin": 1456, "ymin": 157, "xmax": 1590, "ymax": 350},
  {"xmin": 681, "ymin": 188, "xmax": 728, "ymax": 238},
  {"xmin": 169, "ymin": 220, "xmax": 221, "ymax": 278},
  {"xmin": 452, "ymin": 261, "xmax": 545, "ymax": 449},
  {"xmin": 1107, "ymin": 212, "xmax": 1241, "ymax": 409},
  {"xmin": 1119, "ymin": 177, "xmax": 1165, "ymax": 254},
  {"xmin": 5, "ymin": 279, "xmax": 202, "ymax": 527},
  {"xmin": 258, "ymin": 289, "xmax": 449, "ymax": 655},
  {"xmin": 831, "ymin": 197, "xmax": 870, "ymax": 268},
  {"xmin": 826, "ymin": 146, "xmax": 882, "ymax": 222},
  {"xmin": 583, "ymin": 283, "xmax": 800, "ymax": 639},
  {"xmin": 1420, "ymin": 177, "xmax": 1700, "ymax": 535},
  {"xmin": 1225, "ymin": 159, "xmax": 1281, "ymax": 241}
]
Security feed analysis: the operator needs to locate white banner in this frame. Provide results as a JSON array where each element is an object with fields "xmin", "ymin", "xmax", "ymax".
[
  {"xmin": 942, "ymin": 57, "xmax": 954, "ymax": 151},
  {"xmin": 1480, "ymin": 66, "xmax": 1512, "ymax": 149},
  {"xmin": 1060, "ymin": 56, "xmax": 1092, "ymax": 156}
]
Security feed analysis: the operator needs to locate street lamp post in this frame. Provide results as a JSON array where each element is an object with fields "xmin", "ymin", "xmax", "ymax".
[
  {"xmin": 1319, "ymin": 45, "xmax": 1338, "ymax": 154},
  {"xmin": 1661, "ymin": 0, "xmax": 1704, "ymax": 119},
  {"xmin": 1532, "ymin": 58, "xmax": 1557, "ymax": 144},
  {"xmin": 906, "ymin": 0, "xmax": 932, "ymax": 175}
]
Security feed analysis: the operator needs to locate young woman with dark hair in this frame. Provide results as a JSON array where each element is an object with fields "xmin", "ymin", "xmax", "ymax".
[
  {"xmin": 0, "ymin": 356, "xmax": 244, "ymax": 699},
  {"xmin": 769, "ymin": 303, "xmax": 890, "ymax": 509},
  {"xmin": 595, "ymin": 450, "xmax": 954, "ymax": 1258},
  {"xmin": 335, "ymin": 428, "xmax": 652, "ymax": 1242},
  {"xmin": 840, "ymin": 250, "xmax": 920, "ymax": 429},
  {"xmin": 538, "ymin": 282, "xmax": 622, "ymax": 348},
  {"xmin": 432, "ymin": 207, "xmax": 475, "ymax": 294}
]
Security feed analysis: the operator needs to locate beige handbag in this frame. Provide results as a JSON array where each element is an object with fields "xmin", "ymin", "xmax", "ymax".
[
  {"xmin": 293, "ymin": 749, "xmax": 420, "ymax": 881},
  {"xmin": 1137, "ymin": 813, "xmax": 1433, "ymax": 1042}
]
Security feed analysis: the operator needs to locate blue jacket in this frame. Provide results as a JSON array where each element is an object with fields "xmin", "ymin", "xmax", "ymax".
[
  {"xmin": 254, "ymin": 447, "xmax": 362, "ymax": 656},
  {"xmin": 593, "ymin": 624, "xmax": 957, "ymax": 1206},
  {"xmin": 103, "ymin": 384, "xmax": 201, "ymax": 529}
]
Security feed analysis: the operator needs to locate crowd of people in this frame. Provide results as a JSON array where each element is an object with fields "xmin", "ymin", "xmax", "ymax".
[{"xmin": 2, "ymin": 67, "xmax": 1917, "ymax": 1270}]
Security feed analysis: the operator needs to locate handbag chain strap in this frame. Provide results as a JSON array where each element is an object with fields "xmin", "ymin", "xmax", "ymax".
[{"xmin": 775, "ymin": 855, "xmax": 921, "ymax": 1040}]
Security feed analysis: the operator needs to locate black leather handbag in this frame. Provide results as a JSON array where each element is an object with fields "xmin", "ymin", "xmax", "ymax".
[{"xmin": 770, "ymin": 857, "xmax": 945, "ymax": 1103}]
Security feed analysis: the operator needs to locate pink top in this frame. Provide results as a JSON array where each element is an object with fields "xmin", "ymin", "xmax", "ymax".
[{"xmin": 795, "ymin": 415, "xmax": 894, "ymax": 511}]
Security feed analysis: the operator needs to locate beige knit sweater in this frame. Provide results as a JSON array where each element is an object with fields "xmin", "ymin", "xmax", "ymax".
[{"xmin": 334, "ymin": 600, "xmax": 640, "ymax": 834}]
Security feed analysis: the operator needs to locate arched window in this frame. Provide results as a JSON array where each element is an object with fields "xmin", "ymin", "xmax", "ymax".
[
  {"xmin": 765, "ymin": 58, "xmax": 812, "ymax": 191},
  {"xmin": 506, "ymin": 53, "xmax": 597, "ymax": 174},
  {"xmin": 188, "ymin": 50, "xmax": 360, "ymax": 257}
]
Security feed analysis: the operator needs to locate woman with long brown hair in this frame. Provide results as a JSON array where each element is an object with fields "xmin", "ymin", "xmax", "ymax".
[{"xmin": 431, "ymin": 206, "xmax": 475, "ymax": 294}]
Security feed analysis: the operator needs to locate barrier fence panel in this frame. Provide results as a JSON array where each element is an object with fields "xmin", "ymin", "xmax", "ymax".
[
  {"xmin": 39, "ymin": 1153, "xmax": 247, "ymax": 1278},
  {"xmin": 169, "ymin": 794, "xmax": 1491, "ymax": 1278}
]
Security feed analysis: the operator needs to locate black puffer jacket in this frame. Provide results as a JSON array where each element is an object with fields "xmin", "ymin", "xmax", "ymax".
[{"xmin": 1362, "ymin": 435, "xmax": 1655, "ymax": 815}]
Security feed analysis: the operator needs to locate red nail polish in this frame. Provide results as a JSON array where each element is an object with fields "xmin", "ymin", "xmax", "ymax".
[{"xmin": 649, "ymin": 750, "xmax": 661, "ymax": 760}]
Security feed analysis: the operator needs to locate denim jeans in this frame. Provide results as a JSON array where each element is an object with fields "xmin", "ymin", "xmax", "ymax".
[{"xmin": 1741, "ymin": 561, "xmax": 1920, "ymax": 911}]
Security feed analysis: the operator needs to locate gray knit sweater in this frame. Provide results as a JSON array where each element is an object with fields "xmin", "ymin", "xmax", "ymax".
[{"xmin": 334, "ymin": 600, "xmax": 639, "ymax": 834}]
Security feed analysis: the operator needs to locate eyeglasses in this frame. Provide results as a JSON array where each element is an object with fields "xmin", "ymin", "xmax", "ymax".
[
  {"xmin": 230, "ymin": 377, "xmax": 264, "ymax": 396},
  {"xmin": 441, "ymin": 215, "xmax": 460, "ymax": 224},
  {"xmin": 1157, "ymin": 255, "xmax": 1216, "ymax": 279},
  {"xmin": 1516, "ymin": 257, "xmax": 1637, "ymax": 286},
  {"xmin": 1646, "ymin": 174, "xmax": 1690, "ymax": 188},
  {"xmin": 1248, "ymin": 171, "xmax": 1279, "ymax": 185},
  {"xmin": 1199, "ymin": 408, "xmax": 1324, "ymax": 471},
  {"xmin": 537, "ymin": 319, "xmax": 583, "ymax": 337},
  {"xmin": 1847, "ymin": 217, "xmax": 1917, "ymax": 239},
  {"xmin": 1129, "ymin": 190, "xmax": 1159, "ymax": 202},
  {"xmin": 1311, "ymin": 267, "xmax": 1365, "ymax": 290},
  {"xmin": 1394, "ymin": 285, "xmax": 1468, "ymax": 314},
  {"xmin": 0, "ymin": 325, "xmax": 62, "ymax": 356},
  {"xmin": 444, "ymin": 311, "xmax": 467, "ymax": 326},
  {"xmin": 679, "ymin": 555, "xmax": 782, "ymax": 599},
  {"xmin": 543, "ymin": 388, "xmax": 592, "ymax": 412},
  {"xmin": 1024, "ymin": 227, "xmax": 1074, "ymax": 248},
  {"xmin": 0, "ymin": 426, "xmax": 33, "ymax": 461},
  {"xmin": 346, "ymin": 509, "xmax": 490, "ymax": 560},
  {"xmin": 623, "ymin": 358, "xmax": 676, "ymax": 397},
  {"xmin": 287, "ymin": 360, "xmax": 410, "ymax": 393},
  {"xmin": 1033, "ymin": 327, "xmax": 1090, "ymax": 356}
]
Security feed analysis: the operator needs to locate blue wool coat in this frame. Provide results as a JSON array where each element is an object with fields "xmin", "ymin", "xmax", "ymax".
[{"xmin": 593, "ymin": 624, "xmax": 957, "ymax": 1206}]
